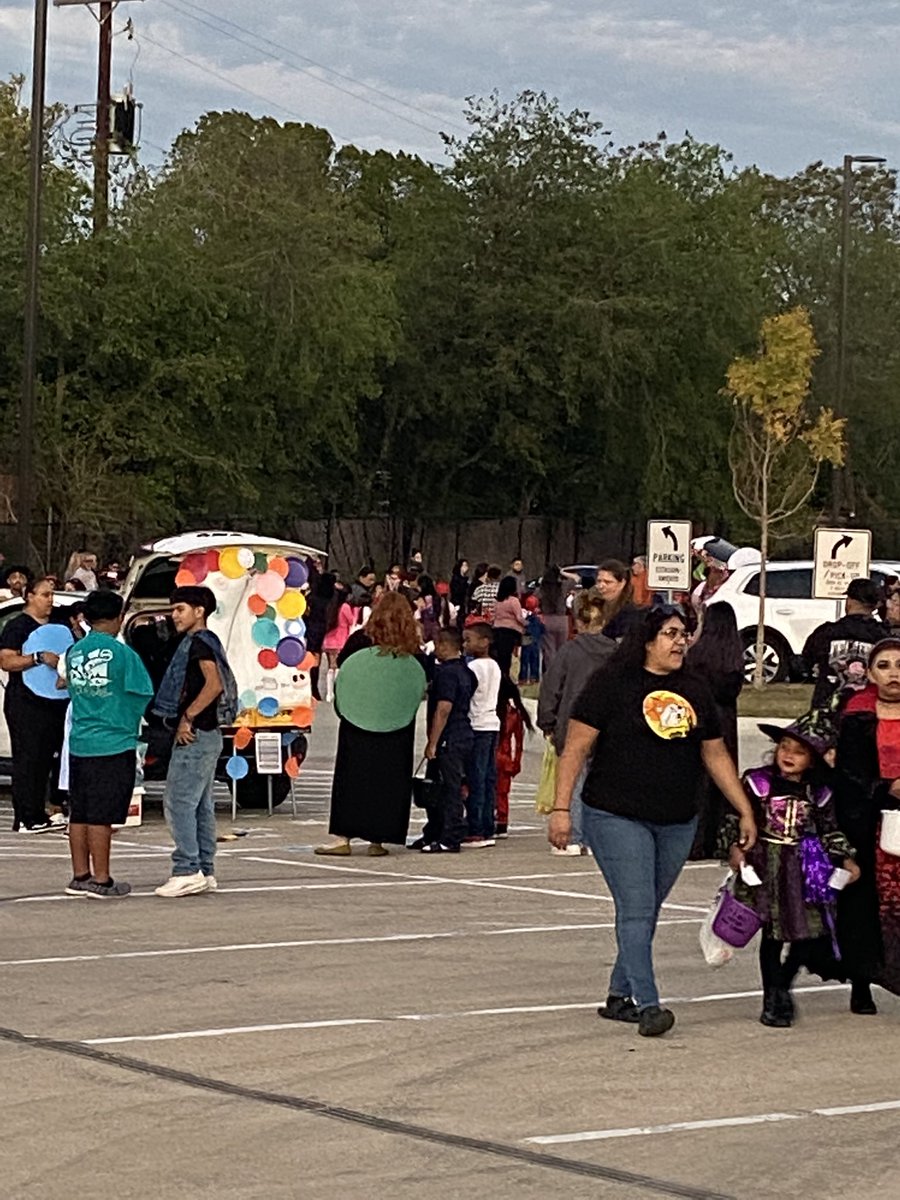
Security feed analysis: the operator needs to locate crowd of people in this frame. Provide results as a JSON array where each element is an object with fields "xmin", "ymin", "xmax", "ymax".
[
  {"xmin": 6, "ymin": 538, "xmax": 900, "ymax": 1045},
  {"xmin": 2, "ymin": 571, "xmax": 237, "ymax": 901}
]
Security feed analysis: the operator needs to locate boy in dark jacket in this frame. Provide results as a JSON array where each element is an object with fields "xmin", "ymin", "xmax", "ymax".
[{"xmin": 417, "ymin": 629, "xmax": 476, "ymax": 853}]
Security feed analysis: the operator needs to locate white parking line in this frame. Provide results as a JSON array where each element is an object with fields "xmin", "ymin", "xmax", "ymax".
[
  {"xmin": 0, "ymin": 918, "xmax": 701, "ymax": 967},
  {"xmin": 7, "ymin": 879, "xmax": 448, "ymax": 903},
  {"xmin": 244, "ymin": 855, "xmax": 708, "ymax": 913},
  {"xmin": 77, "ymin": 982, "xmax": 849, "ymax": 1046},
  {"xmin": 525, "ymin": 1094, "xmax": 900, "ymax": 1145}
]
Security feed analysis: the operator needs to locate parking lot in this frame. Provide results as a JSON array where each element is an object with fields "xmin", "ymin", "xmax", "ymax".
[{"xmin": 3, "ymin": 710, "xmax": 900, "ymax": 1200}]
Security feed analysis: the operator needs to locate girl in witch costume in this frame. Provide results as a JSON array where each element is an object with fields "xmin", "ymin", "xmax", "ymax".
[
  {"xmin": 833, "ymin": 637, "xmax": 900, "ymax": 1014},
  {"xmin": 723, "ymin": 714, "xmax": 859, "ymax": 1028}
]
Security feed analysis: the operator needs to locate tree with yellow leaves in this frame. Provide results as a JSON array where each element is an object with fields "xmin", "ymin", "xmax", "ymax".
[{"xmin": 723, "ymin": 307, "xmax": 845, "ymax": 688}]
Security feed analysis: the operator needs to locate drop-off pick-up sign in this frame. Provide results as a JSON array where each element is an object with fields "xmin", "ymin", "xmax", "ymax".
[
  {"xmin": 813, "ymin": 527, "xmax": 872, "ymax": 600},
  {"xmin": 647, "ymin": 520, "xmax": 693, "ymax": 591}
]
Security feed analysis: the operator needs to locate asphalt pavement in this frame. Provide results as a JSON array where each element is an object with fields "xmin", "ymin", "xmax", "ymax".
[{"xmin": 2, "ymin": 707, "xmax": 898, "ymax": 1200}]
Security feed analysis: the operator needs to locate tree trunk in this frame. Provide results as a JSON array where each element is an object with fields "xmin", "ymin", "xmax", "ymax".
[{"xmin": 753, "ymin": 513, "xmax": 769, "ymax": 690}]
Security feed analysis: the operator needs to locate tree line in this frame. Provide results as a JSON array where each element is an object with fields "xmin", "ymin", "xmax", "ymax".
[{"xmin": 1, "ymin": 80, "xmax": 898, "ymax": 562}]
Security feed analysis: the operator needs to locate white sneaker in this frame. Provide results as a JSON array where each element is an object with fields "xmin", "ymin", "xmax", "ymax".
[
  {"xmin": 203, "ymin": 875, "xmax": 218, "ymax": 892},
  {"xmin": 551, "ymin": 844, "xmax": 583, "ymax": 857},
  {"xmin": 155, "ymin": 872, "xmax": 208, "ymax": 898}
]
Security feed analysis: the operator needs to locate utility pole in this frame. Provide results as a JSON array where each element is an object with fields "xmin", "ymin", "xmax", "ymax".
[
  {"xmin": 832, "ymin": 153, "xmax": 887, "ymax": 522},
  {"xmin": 18, "ymin": 0, "xmax": 50, "ymax": 566},
  {"xmin": 94, "ymin": 0, "xmax": 113, "ymax": 231}
]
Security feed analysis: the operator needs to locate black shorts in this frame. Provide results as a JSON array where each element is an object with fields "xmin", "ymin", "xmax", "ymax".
[{"xmin": 69, "ymin": 751, "xmax": 136, "ymax": 826}]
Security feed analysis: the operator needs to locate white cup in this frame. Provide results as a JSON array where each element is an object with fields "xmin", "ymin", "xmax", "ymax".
[{"xmin": 829, "ymin": 867, "xmax": 851, "ymax": 891}]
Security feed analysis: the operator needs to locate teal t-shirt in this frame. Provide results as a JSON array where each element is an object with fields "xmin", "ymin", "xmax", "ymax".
[{"xmin": 66, "ymin": 631, "xmax": 154, "ymax": 758}]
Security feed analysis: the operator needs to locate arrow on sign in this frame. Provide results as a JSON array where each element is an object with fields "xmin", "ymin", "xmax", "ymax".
[
  {"xmin": 831, "ymin": 535, "xmax": 853, "ymax": 558},
  {"xmin": 661, "ymin": 526, "xmax": 679, "ymax": 551}
]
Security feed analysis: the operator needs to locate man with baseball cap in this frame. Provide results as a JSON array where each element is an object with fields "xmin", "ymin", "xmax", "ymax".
[{"xmin": 802, "ymin": 577, "xmax": 884, "ymax": 709}]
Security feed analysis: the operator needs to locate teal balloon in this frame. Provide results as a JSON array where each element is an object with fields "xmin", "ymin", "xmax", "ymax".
[
  {"xmin": 252, "ymin": 618, "xmax": 279, "ymax": 648},
  {"xmin": 239, "ymin": 689, "xmax": 257, "ymax": 711},
  {"xmin": 254, "ymin": 551, "xmax": 269, "ymax": 573},
  {"xmin": 226, "ymin": 755, "xmax": 249, "ymax": 780}
]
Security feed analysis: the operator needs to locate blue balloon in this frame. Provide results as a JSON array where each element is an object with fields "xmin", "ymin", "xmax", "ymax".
[
  {"xmin": 226, "ymin": 755, "xmax": 249, "ymax": 780},
  {"xmin": 257, "ymin": 695, "xmax": 280, "ymax": 718}
]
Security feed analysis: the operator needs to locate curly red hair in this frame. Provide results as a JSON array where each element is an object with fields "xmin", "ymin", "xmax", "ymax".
[{"xmin": 365, "ymin": 591, "xmax": 420, "ymax": 656}]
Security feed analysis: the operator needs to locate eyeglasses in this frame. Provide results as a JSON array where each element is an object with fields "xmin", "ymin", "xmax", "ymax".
[{"xmin": 660, "ymin": 627, "xmax": 690, "ymax": 643}]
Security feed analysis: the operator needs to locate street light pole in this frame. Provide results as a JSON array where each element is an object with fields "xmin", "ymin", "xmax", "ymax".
[
  {"xmin": 18, "ymin": 0, "xmax": 49, "ymax": 566},
  {"xmin": 832, "ymin": 153, "xmax": 887, "ymax": 522}
]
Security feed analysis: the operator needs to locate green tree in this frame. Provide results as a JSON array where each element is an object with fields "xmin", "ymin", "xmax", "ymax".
[{"xmin": 723, "ymin": 307, "xmax": 844, "ymax": 687}]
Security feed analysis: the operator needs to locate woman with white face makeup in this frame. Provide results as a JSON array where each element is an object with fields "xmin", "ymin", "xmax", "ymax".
[{"xmin": 833, "ymin": 638, "xmax": 900, "ymax": 1013}]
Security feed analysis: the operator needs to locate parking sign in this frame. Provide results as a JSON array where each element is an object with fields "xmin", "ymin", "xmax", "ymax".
[
  {"xmin": 646, "ymin": 520, "xmax": 693, "ymax": 591},
  {"xmin": 813, "ymin": 527, "xmax": 872, "ymax": 599}
]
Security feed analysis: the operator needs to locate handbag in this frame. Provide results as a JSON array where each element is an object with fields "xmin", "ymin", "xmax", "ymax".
[
  {"xmin": 411, "ymin": 757, "xmax": 434, "ymax": 808},
  {"xmin": 710, "ymin": 874, "xmax": 763, "ymax": 948},
  {"xmin": 535, "ymin": 740, "xmax": 558, "ymax": 815},
  {"xmin": 880, "ymin": 809, "xmax": 900, "ymax": 857}
]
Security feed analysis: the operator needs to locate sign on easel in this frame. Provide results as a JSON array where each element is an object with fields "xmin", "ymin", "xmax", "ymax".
[
  {"xmin": 254, "ymin": 731, "xmax": 283, "ymax": 775},
  {"xmin": 813, "ymin": 527, "xmax": 872, "ymax": 599},
  {"xmin": 646, "ymin": 520, "xmax": 693, "ymax": 591}
]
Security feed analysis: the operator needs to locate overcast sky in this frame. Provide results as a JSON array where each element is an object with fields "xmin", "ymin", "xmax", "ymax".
[{"xmin": 1, "ymin": 0, "xmax": 898, "ymax": 175}]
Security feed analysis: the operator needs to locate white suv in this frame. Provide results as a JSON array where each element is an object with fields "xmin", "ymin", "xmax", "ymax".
[{"xmin": 709, "ymin": 559, "xmax": 900, "ymax": 683}]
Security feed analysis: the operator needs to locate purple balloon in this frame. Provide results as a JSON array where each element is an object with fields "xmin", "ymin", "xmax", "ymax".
[
  {"xmin": 284, "ymin": 557, "xmax": 308, "ymax": 588},
  {"xmin": 276, "ymin": 636, "xmax": 305, "ymax": 667}
]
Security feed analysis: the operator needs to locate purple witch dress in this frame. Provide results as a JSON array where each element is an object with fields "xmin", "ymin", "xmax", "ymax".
[{"xmin": 723, "ymin": 768, "xmax": 854, "ymax": 944}]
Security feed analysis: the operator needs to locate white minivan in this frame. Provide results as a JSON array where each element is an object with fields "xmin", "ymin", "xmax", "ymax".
[{"xmin": 0, "ymin": 530, "xmax": 326, "ymax": 807}]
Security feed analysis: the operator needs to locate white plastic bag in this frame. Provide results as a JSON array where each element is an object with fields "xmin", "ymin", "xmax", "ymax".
[
  {"xmin": 880, "ymin": 810, "xmax": 900, "ymax": 857},
  {"xmin": 698, "ymin": 872, "xmax": 736, "ymax": 968}
]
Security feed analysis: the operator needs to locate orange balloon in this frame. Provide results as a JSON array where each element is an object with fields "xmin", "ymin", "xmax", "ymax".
[
  {"xmin": 299, "ymin": 652, "xmax": 317, "ymax": 671},
  {"xmin": 290, "ymin": 705, "xmax": 314, "ymax": 727},
  {"xmin": 269, "ymin": 556, "xmax": 289, "ymax": 579},
  {"xmin": 284, "ymin": 756, "xmax": 300, "ymax": 778},
  {"xmin": 233, "ymin": 727, "xmax": 254, "ymax": 750},
  {"xmin": 175, "ymin": 568, "xmax": 196, "ymax": 587},
  {"xmin": 247, "ymin": 594, "xmax": 268, "ymax": 616}
]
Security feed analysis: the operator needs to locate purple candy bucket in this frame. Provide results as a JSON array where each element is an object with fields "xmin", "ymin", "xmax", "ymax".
[{"xmin": 711, "ymin": 888, "xmax": 763, "ymax": 948}]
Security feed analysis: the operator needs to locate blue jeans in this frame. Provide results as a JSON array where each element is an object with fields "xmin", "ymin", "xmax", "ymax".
[
  {"xmin": 163, "ymin": 729, "xmax": 223, "ymax": 876},
  {"xmin": 570, "ymin": 765, "xmax": 586, "ymax": 846},
  {"xmin": 466, "ymin": 731, "xmax": 498, "ymax": 839},
  {"xmin": 583, "ymin": 807, "xmax": 697, "ymax": 1009}
]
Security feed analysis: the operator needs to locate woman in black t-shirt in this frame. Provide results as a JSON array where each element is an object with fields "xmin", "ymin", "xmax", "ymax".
[{"xmin": 550, "ymin": 606, "xmax": 757, "ymax": 1038}]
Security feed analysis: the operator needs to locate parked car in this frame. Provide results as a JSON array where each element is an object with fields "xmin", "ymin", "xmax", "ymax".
[
  {"xmin": 525, "ymin": 564, "xmax": 599, "ymax": 592},
  {"xmin": 709, "ymin": 559, "xmax": 900, "ymax": 683}
]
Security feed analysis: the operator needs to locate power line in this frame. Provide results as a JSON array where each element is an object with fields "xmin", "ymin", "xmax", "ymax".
[
  {"xmin": 139, "ymin": 29, "xmax": 336, "ymax": 130},
  {"xmin": 156, "ymin": 0, "xmax": 461, "ymax": 139}
]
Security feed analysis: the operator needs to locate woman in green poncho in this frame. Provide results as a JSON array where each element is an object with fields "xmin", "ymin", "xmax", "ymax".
[{"xmin": 315, "ymin": 593, "xmax": 426, "ymax": 857}]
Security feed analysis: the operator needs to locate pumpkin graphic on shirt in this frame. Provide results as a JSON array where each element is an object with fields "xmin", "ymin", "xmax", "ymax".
[{"xmin": 642, "ymin": 691, "xmax": 697, "ymax": 740}]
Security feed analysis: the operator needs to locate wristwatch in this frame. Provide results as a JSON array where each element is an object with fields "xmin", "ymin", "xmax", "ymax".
[{"xmin": 33, "ymin": 651, "xmax": 44, "ymax": 667}]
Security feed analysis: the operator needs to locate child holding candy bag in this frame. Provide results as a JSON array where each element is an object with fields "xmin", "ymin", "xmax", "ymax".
[{"xmin": 722, "ymin": 712, "xmax": 859, "ymax": 1028}]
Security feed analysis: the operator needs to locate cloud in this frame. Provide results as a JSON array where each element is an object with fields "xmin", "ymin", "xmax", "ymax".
[{"xmin": 0, "ymin": 0, "xmax": 898, "ymax": 174}]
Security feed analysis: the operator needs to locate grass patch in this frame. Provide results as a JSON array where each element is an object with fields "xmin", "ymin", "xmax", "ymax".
[
  {"xmin": 521, "ymin": 678, "xmax": 813, "ymax": 720},
  {"xmin": 737, "ymin": 683, "xmax": 813, "ymax": 719}
]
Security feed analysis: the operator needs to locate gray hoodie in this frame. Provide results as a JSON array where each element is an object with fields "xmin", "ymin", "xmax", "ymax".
[{"xmin": 537, "ymin": 631, "xmax": 617, "ymax": 754}]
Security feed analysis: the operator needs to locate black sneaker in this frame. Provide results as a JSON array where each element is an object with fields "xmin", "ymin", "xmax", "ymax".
[
  {"xmin": 638, "ymin": 1006, "xmax": 676, "ymax": 1037},
  {"xmin": 407, "ymin": 837, "xmax": 426, "ymax": 850},
  {"xmin": 598, "ymin": 995, "xmax": 641, "ymax": 1023},
  {"xmin": 85, "ymin": 879, "xmax": 132, "ymax": 899},
  {"xmin": 421, "ymin": 842, "xmax": 460, "ymax": 853},
  {"xmin": 64, "ymin": 877, "xmax": 91, "ymax": 896},
  {"xmin": 20, "ymin": 820, "xmax": 56, "ymax": 834},
  {"xmin": 850, "ymin": 981, "xmax": 878, "ymax": 1015}
]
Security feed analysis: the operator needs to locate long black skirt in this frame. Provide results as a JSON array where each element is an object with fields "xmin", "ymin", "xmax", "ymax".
[{"xmin": 328, "ymin": 717, "xmax": 415, "ymax": 845}]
